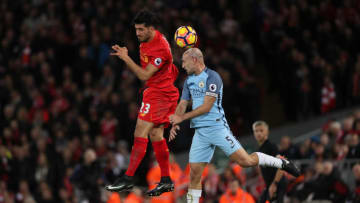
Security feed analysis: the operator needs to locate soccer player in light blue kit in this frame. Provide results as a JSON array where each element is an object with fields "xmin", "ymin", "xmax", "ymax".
[{"xmin": 169, "ymin": 48, "xmax": 300, "ymax": 203}]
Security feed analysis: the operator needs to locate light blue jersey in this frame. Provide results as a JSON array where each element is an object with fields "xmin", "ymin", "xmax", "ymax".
[
  {"xmin": 181, "ymin": 67, "xmax": 229, "ymax": 129},
  {"xmin": 181, "ymin": 67, "xmax": 242, "ymax": 163}
]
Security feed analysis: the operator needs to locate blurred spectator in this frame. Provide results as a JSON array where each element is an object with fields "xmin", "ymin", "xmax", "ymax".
[
  {"xmin": 345, "ymin": 134, "xmax": 360, "ymax": 159},
  {"xmin": 312, "ymin": 161, "xmax": 349, "ymax": 202},
  {"xmin": 298, "ymin": 139, "xmax": 312, "ymax": 159},
  {"xmin": 342, "ymin": 116, "xmax": 354, "ymax": 136},
  {"xmin": 124, "ymin": 187, "xmax": 144, "ymax": 203},
  {"xmin": 37, "ymin": 181, "xmax": 55, "ymax": 203},
  {"xmin": 287, "ymin": 163, "xmax": 321, "ymax": 202},
  {"xmin": 106, "ymin": 192, "xmax": 121, "ymax": 203},
  {"xmin": 353, "ymin": 118, "xmax": 360, "ymax": 135},
  {"xmin": 321, "ymin": 75, "xmax": 336, "ymax": 114},
  {"xmin": 327, "ymin": 121, "xmax": 344, "ymax": 143},
  {"xmin": 218, "ymin": 166, "xmax": 236, "ymax": 195},
  {"xmin": 279, "ymin": 136, "xmax": 300, "ymax": 159},
  {"xmin": 34, "ymin": 153, "xmax": 56, "ymax": 188},
  {"xmin": 219, "ymin": 179, "xmax": 255, "ymax": 203},
  {"xmin": 0, "ymin": 180, "xmax": 13, "ymax": 203},
  {"xmin": 352, "ymin": 163, "xmax": 360, "ymax": 202},
  {"xmin": 71, "ymin": 148, "xmax": 103, "ymax": 203},
  {"xmin": 146, "ymin": 154, "xmax": 182, "ymax": 203},
  {"xmin": 15, "ymin": 180, "xmax": 36, "ymax": 203}
]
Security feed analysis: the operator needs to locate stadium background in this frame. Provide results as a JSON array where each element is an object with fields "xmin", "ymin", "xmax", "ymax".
[{"xmin": 1, "ymin": 0, "xmax": 360, "ymax": 202}]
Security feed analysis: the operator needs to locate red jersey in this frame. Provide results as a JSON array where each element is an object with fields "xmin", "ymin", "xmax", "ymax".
[{"xmin": 139, "ymin": 30, "xmax": 178, "ymax": 90}]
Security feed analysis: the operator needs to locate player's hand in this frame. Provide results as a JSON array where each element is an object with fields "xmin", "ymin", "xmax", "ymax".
[
  {"xmin": 110, "ymin": 45, "xmax": 128, "ymax": 60},
  {"xmin": 169, "ymin": 114, "xmax": 184, "ymax": 125},
  {"xmin": 269, "ymin": 182, "xmax": 277, "ymax": 199},
  {"xmin": 169, "ymin": 125, "xmax": 180, "ymax": 142}
]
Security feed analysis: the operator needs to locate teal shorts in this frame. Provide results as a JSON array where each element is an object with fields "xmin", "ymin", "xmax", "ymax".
[{"xmin": 189, "ymin": 126, "xmax": 242, "ymax": 163}]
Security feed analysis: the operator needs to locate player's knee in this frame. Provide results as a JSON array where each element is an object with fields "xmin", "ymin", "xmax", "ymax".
[
  {"xmin": 149, "ymin": 130, "xmax": 156, "ymax": 137},
  {"xmin": 149, "ymin": 128, "xmax": 164, "ymax": 142},
  {"xmin": 134, "ymin": 119, "xmax": 154, "ymax": 138}
]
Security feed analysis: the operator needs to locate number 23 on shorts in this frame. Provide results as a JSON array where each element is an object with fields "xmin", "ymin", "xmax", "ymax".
[{"xmin": 140, "ymin": 102, "xmax": 150, "ymax": 114}]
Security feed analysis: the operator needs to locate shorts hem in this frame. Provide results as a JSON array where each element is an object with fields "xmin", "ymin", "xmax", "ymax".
[
  {"xmin": 189, "ymin": 159, "xmax": 211, "ymax": 163},
  {"xmin": 137, "ymin": 117, "xmax": 170, "ymax": 128}
]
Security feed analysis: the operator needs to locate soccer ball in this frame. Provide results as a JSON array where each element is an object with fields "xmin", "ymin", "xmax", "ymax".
[{"xmin": 174, "ymin": 26, "xmax": 197, "ymax": 48}]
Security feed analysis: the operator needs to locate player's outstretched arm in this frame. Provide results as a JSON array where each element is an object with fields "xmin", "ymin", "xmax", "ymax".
[
  {"xmin": 175, "ymin": 99, "xmax": 189, "ymax": 116},
  {"xmin": 169, "ymin": 125, "xmax": 180, "ymax": 142},
  {"xmin": 169, "ymin": 99, "xmax": 189, "ymax": 142},
  {"xmin": 170, "ymin": 96, "xmax": 215, "ymax": 125},
  {"xmin": 110, "ymin": 44, "xmax": 158, "ymax": 81}
]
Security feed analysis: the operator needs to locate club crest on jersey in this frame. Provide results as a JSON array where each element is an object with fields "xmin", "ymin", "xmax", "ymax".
[
  {"xmin": 154, "ymin": 58, "xmax": 162, "ymax": 66},
  {"xmin": 140, "ymin": 52, "xmax": 148, "ymax": 63},
  {"xmin": 209, "ymin": 84, "xmax": 217, "ymax": 92},
  {"xmin": 199, "ymin": 81, "xmax": 205, "ymax": 88}
]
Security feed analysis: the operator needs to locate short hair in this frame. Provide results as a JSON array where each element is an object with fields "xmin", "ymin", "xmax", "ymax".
[
  {"xmin": 132, "ymin": 9, "xmax": 160, "ymax": 27},
  {"xmin": 252, "ymin": 120, "xmax": 269, "ymax": 129},
  {"xmin": 184, "ymin": 48, "xmax": 204, "ymax": 60}
]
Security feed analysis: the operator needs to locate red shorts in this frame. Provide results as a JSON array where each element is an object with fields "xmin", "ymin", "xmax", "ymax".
[{"xmin": 138, "ymin": 87, "xmax": 179, "ymax": 128}]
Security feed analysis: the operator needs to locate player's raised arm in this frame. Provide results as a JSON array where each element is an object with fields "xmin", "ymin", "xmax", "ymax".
[
  {"xmin": 111, "ymin": 44, "xmax": 158, "ymax": 81},
  {"xmin": 110, "ymin": 9, "xmax": 165, "ymax": 81}
]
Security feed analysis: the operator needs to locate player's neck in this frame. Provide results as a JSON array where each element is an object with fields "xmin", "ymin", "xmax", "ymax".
[
  {"xmin": 194, "ymin": 65, "xmax": 206, "ymax": 75},
  {"xmin": 147, "ymin": 30, "xmax": 156, "ymax": 43}
]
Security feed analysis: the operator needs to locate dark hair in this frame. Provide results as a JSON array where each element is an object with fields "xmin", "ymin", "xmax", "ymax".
[{"xmin": 132, "ymin": 9, "xmax": 160, "ymax": 27}]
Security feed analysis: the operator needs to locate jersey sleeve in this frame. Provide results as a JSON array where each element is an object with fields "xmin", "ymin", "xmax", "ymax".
[
  {"xmin": 181, "ymin": 79, "xmax": 191, "ymax": 101},
  {"xmin": 148, "ymin": 48, "xmax": 168, "ymax": 69},
  {"xmin": 205, "ymin": 71, "xmax": 222, "ymax": 98}
]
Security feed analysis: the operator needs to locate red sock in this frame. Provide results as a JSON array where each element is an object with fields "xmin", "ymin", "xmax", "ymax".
[
  {"xmin": 125, "ymin": 137, "xmax": 148, "ymax": 176},
  {"xmin": 152, "ymin": 139, "xmax": 170, "ymax": 177}
]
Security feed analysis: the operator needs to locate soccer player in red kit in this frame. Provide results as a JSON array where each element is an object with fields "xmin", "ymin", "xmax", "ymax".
[{"xmin": 105, "ymin": 10, "xmax": 179, "ymax": 196}]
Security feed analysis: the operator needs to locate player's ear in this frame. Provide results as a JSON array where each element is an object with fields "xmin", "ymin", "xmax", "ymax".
[
  {"xmin": 192, "ymin": 56, "xmax": 197, "ymax": 63},
  {"xmin": 148, "ymin": 25, "xmax": 155, "ymax": 31}
]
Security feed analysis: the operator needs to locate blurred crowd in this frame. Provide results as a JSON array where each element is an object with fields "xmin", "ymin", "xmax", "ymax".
[
  {"xmin": 269, "ymin": 109, "xmax": 360, "ymax": 202},
  {"xmin": 259, "ymin": 0, "xmax": 360, "ymax": 121},
  {"xmin": 0, "ymin": 0, "xmax": 261, "ymax": 202},
  {"xmin": 1, "ymin": 0, "xmax": 360, "ymax": 202}
]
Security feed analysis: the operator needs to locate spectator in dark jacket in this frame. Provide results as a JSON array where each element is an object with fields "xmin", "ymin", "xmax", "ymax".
[{"xmin": 70, "ymin": 149, "xmax": 103, "ymax": 203}]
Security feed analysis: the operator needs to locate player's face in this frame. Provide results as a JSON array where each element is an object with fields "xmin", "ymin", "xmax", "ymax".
[
  {"xmin": 253, "ymin": 125, "xmax": 268, "ymax": 144},
  {"xmin": 135, "ymin": 24, "xmax": 152, "ymax": 42},
  {"xmin": 182, "ymin": 54, "xmax": 195, "ymax": 75}
]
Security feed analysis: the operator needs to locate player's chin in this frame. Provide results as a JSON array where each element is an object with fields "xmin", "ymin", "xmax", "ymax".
[{"xmin": 137, "ymin": 37, "xmax": 145, "ymax": 42}]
